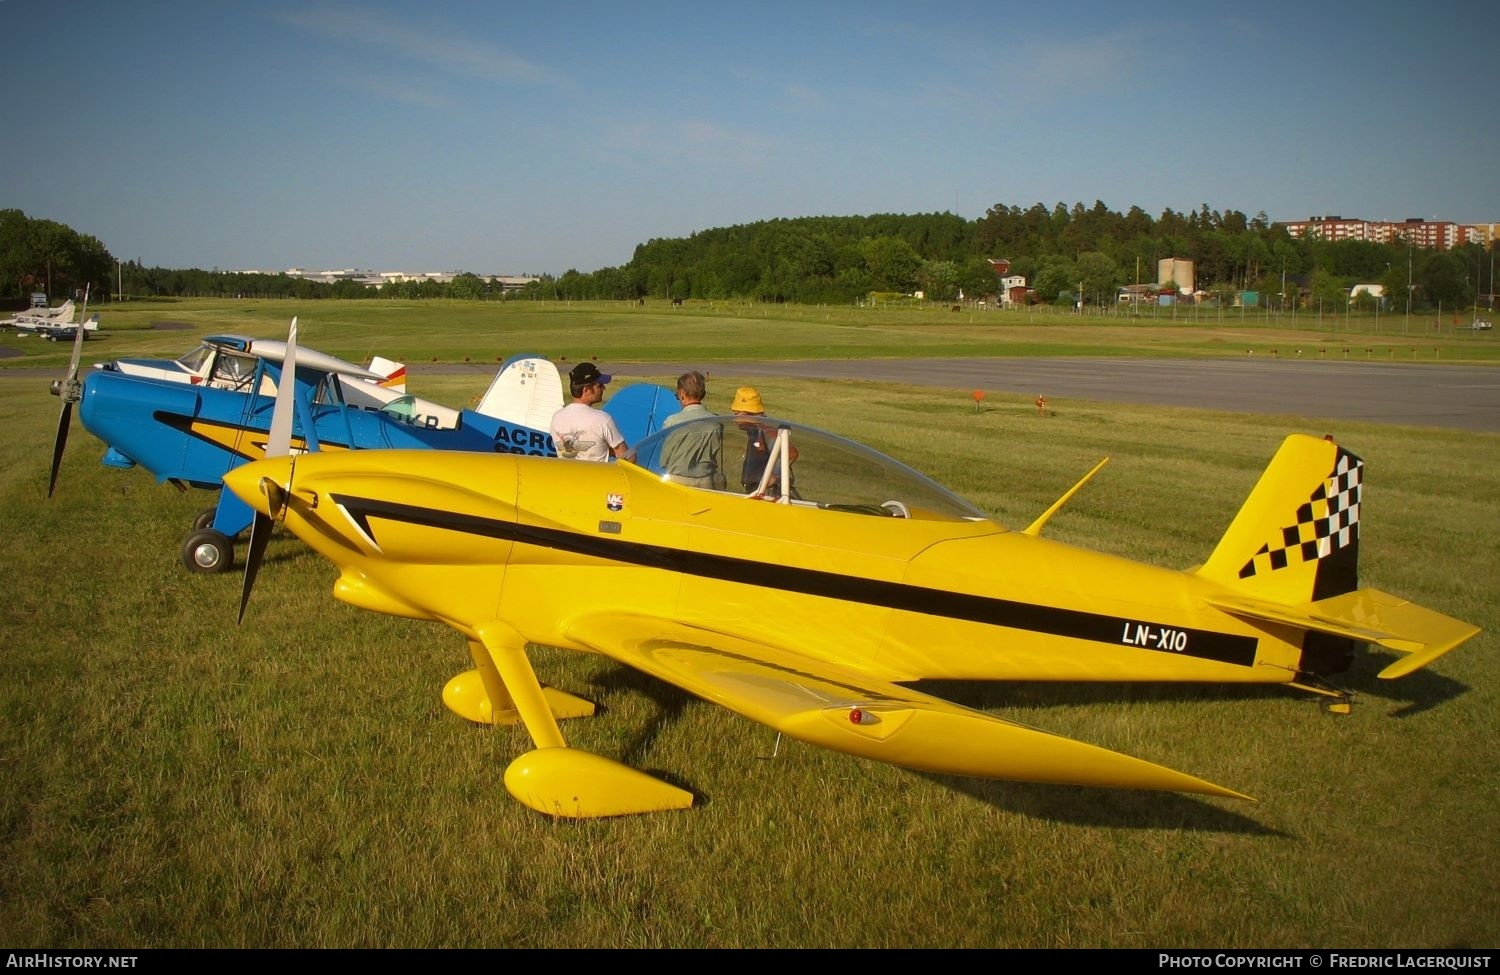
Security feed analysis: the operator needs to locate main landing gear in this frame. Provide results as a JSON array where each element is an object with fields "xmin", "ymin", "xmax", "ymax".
[{"xmin": 181, "ymin": 506, "xmax": 237, "ymax": 573}]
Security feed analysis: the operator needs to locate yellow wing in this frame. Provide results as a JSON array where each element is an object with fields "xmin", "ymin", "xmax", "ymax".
[{"xmin": 566, "ymin": 614, "xmax": 1252, "ymax": 801}]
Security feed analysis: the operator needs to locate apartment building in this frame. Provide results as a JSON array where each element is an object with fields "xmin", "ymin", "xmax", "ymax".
[{"xmin": 1279, "ymin": 215, "xmax": 1490, "ymax": 250}]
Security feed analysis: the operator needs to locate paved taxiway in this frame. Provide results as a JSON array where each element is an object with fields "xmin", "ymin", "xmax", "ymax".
[
  {"xmin": 591, "ymin": 358, "xmax": 1500, "ymax": 434},
  {"xmin": 4, "ymin": 351, "xmax": 1495, "ymax": 433}
]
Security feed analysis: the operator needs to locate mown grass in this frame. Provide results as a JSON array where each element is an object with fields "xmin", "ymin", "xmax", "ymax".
[
  {"xmin": 0, "ymin": 304, "xmax": 1495, "ymax": 948},
  {"xmin": 2, "ymin": 296, "xmax": 1496, "ymax": 373}
]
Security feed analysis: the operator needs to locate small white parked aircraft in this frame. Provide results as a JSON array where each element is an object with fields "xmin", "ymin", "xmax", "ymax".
[{"xmin": 2, "ymin": 297, "xmax": 100, "ymax": 340}]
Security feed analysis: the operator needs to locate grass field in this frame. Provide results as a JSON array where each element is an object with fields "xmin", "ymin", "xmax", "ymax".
[
  {"xmin": 2, "ymin": 296, "xmax": 1497, "ymax": 373},
  {"xmin": 0, "ymin": 301, "xmax": 1495, "ymax": 948}
]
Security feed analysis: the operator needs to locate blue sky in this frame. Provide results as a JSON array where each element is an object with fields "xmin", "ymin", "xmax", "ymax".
[{"xmin": 3, "ymin": 0, "xmax": 1495, "ymax": 277}]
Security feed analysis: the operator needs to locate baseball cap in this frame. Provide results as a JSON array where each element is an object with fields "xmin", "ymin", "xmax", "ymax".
[{"xmin": 570, "ymin": 362, "xmax": 611, "ymax": 386}]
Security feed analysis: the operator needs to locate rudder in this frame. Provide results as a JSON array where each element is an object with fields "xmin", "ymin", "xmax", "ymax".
[{"xmin": 1197, "ymin": 434, "xmax": 1364, "ymax": 673}]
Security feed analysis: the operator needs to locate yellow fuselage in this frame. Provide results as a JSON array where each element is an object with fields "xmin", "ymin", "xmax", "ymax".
[{"xmin": 243, "ymin": 450, "xmax": 1301, "ymax": 689}]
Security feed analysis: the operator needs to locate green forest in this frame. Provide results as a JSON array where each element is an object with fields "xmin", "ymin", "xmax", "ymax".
[{"xmin": 2, "ymin": 203, "xmax": 1491, "ymax": 313}]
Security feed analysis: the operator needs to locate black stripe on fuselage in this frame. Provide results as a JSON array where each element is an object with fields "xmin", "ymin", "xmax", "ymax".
[
  {"xmin": 156, "ymin": 412, "xmax": 350, "ymax": 460},
  {"xmin": 333, "ymin": 494, "xmax": 1259, "ymax": 668}
]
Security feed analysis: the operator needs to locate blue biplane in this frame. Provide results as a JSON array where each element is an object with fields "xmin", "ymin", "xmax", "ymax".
[{"xmin": 49, "ymin": 318, "xmax": 678, "ymax": 572}]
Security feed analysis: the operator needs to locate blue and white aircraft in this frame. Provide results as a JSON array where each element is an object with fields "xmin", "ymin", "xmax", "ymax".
[{"xmin": 49, "ymin": 318, "xmax": 677, "ymax": 572}]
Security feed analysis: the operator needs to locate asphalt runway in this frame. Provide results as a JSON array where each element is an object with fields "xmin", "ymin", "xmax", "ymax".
[
  {"xmin": 594, "ymin": 358, "xmax": 1500, "ymax": 434},
  {"xmin": 4, "ymin": 353, "xmax": 1496, "ymax": 433}
]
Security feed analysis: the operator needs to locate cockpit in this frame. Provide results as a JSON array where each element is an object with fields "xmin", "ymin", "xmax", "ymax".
[
  {"xmin": 631, "ymin": 414, "xmax": 989, "ymax": 522},
  {"xmin": 207, "ymin": 349, "xmax": 259, "ymax": 389}
]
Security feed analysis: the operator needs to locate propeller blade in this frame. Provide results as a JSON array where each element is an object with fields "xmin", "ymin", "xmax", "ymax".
[
  {"xmin": 66, "ymin": 285, "xmax": 89, "ymax": 380},
  {"xmin": 267, "ymin": 315, "xmax": 297, "ymax": 458},
  {"xmin": 237, "ymin": 475, "xmax": 289, "ymax": 623},
  {"xmin": 48, "ymin": 402, "xmax": 73, "ymax": 497},
  {"xmin": 47, "ymin": 285, "xmax": 90, "ymax": 499},
  {"xmin": 239, "ymin": 317, "xmax": 300, "ymax": 623},
  {"xmin": 238, "ymin": 510, "xmax": 274, "ymax": 625}
]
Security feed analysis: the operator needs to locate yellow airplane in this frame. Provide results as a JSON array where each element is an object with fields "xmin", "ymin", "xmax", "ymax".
[{"xmin": 227, "ymin": 411, "xmax": 1479, "ymax": 818}]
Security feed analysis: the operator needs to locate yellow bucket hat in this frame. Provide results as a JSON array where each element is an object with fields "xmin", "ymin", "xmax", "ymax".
[{"xmin": 730, "ymin": 387, "xmax": 765, "ymax": 413}]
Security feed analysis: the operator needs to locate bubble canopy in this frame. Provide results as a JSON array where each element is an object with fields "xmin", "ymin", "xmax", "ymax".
[{"xmin": 631, "ymin": 414, "xmax": 989, "ymax": 522}]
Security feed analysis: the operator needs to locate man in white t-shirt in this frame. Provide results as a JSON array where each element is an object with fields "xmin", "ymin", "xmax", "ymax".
[{"xmin": 550, "ymin": 361, "xmax": 632, "ymax": 462}]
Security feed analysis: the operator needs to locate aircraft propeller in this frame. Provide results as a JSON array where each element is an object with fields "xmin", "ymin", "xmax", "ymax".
[
  {"xmin": 238, "ymin": 317, "xmax": 300, "ymax": 623},
  {"xmin": 47, "ymin": 284, "xmax": 90, "ymax": 497}
]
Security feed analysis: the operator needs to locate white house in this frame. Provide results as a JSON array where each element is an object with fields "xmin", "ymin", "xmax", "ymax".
[{"xmin": 1349, "ymin": 283, "xmax": 1387, "ymax": 310}]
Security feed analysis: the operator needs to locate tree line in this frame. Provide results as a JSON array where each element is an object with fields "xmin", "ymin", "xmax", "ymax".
[{"xmin": 2, "ymin": 205, "xmax": 1490, "ymax": 312}]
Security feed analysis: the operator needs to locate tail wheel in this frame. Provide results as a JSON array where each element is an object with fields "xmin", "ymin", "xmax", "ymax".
[{"xmin": 182, "ymin": 528, "xmax": 234, "ymax": 573}]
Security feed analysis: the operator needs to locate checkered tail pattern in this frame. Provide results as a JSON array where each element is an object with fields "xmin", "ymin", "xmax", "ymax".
[{"xmin": 1237, "ymin": 447, "xmax": 1362, "ymax": 580}]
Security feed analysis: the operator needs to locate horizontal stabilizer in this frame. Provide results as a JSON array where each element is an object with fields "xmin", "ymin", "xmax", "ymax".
[
  {"xmin": 569, "ymin": 614, "xmax": 1252, "ymax": 801},
  {"xmin": 1207, "ymin": 588, "xmax": 1480, "ymax": 678}
]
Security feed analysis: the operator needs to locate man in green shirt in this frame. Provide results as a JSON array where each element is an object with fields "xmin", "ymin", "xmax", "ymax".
[{"xmin": 659, "ymin": 371, "xmax": 725, "ymax": 490}]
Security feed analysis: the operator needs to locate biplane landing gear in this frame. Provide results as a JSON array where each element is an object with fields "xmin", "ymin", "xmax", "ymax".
[
  {"xmin": 192, "ymin": 506, "xmax": 217, "ymax": 531},
  {"xmin": 182, "ymin": 528, "xmax": 235, "ymax": 573}
]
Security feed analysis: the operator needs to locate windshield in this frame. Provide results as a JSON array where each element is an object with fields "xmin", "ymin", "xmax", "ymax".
[
  {"xmin": 633, "ymin": 414, "xmax": 989, "ymax": 522},
  {"xmin": 174, "ymin": 344, "xmax": 214, "ymax": 373}
]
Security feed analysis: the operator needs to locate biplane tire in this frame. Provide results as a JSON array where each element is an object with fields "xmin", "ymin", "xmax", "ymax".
[
  {"xmin": 192, "ymin": 506, "xmax": 217, "ymax": 531},
  {"xmin": 182, "ymin": 528, "xmax": 234, "ymax": 573}
]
